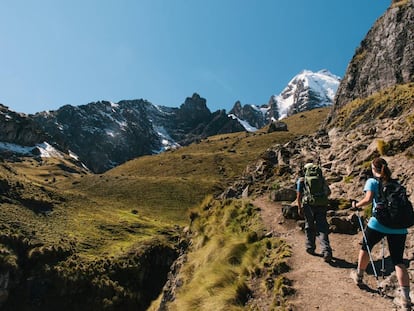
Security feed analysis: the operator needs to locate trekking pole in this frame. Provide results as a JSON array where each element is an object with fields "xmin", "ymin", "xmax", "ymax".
[
  {"xmin": 380, "ymin": 237, "xmax": 386, "ymax": 279},
  {"xmin": 356, "ymin": 211, "xmax": 379, "ymax": 278},
  {"xmin": 355, "ymin": 209, "xmax": 383, "ymax": 294}
]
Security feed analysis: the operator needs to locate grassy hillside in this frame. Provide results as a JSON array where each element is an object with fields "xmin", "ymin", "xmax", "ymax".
[
  {"xmin": 0, "ymin": 107, "xmax": 328, "ymax": 310},
  {"xmin": 330, "ymin": 83, "xmax": 414, "ymax": 130},
  {"xmin": 148, "ymin": 197, "xmax": 292, "ymax": 311},
  {"xmin": 68, "ymin": 107, "xmax": 330, "ymax": 224}
]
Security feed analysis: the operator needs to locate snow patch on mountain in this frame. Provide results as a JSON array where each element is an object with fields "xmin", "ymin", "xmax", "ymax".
[
  {"xmin": 0, "ymin": 141, "xmax": 65, "ymax": 158},
  {"xmin": 229, "ymin": 114, "xmax": 258, "ymax": 132},
  {"xmin": 153, "ymin": 125, "xmax": 181, "ymax": 152}
]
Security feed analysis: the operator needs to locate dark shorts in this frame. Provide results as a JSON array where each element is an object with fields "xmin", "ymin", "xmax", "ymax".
[{"xmin": 361, "ymin": 226, "xmax": 407, "ymax": 266}]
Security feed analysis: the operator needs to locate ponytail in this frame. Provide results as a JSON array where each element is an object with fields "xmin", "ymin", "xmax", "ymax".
[{"xmin": 372, "ymin": 157, "xmax": 391, "ymax": 182}]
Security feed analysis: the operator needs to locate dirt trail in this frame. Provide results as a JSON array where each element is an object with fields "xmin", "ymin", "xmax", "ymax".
[{"xmin": 253, "ymin": 196, "xmax": 399, "ymax": 311}]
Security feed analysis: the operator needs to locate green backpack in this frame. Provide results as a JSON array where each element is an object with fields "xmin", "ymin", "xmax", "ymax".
[{"xmin": 303, "ymin": 164, "xmax": 329, "ymax": 207}]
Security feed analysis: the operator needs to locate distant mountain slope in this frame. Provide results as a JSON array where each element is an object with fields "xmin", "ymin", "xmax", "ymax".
[
  {"xmin": 31, "ymin": 94, "xmax": 244, "ymax": 173},
  {"xmin": 0, "ymin": 103, "xmax": 84, "ymax": 169}
]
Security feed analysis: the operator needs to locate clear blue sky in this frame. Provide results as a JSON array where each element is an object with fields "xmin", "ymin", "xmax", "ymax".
[{"xmin": 0, "ymin": 0, "xmax": 391, "ymax": 114}]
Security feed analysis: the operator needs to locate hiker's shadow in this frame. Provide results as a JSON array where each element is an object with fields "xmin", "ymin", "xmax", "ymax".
[
  {"xmin": 358, "ymin": 283, "xmax": 382, "ymax": 294},
  {"xmin": 327, "ymin": 256, "xmax": 355, "ymax": 269}
]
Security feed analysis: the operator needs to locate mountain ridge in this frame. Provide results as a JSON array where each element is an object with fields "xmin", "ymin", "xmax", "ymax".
[{"xmin": 0, "ymin": 70, "xmax": 339, "ymax": 173}]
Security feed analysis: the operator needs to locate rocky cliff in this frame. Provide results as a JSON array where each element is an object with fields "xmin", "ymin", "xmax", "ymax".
[
  {"xmin": 328, "ymin": 0, "xmax": 414, "ymax": 124},
  {"xmin": 0, "ymin": 104, "xmax": 52, "ymax": 148}
]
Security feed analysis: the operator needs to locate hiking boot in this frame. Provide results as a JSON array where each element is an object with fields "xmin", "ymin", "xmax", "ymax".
[
  {"xmin": 306, "ymin": 248, "xmax": 315, "ymax": 255},
  {"xmin": 394, "ymin": 295, "xmax": 412, "ymax": 310},
  {"xmin": 350, "ymin": 269, "xmax": 363, "ymax": 286},
  {"xmin": 323, "ymin": 252, "xmax": 332, "ymax": 262}
]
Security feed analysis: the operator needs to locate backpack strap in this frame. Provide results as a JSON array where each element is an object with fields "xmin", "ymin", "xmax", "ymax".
[{"xmin": 376, "ymin": 177, "xmax": 388, "ymax": 204}]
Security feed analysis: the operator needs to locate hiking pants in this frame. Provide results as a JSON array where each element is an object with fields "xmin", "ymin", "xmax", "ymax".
[
  {"xmin": 303, "ymin": 205, "xmax": 332, "ymax": 254},
  {"xmin": 361, "ymin": 226, "xmax": 407, "ymax": 266}
]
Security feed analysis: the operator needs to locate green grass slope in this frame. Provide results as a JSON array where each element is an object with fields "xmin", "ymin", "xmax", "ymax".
[
  {"xmin": 0, "ymin": 107, "xmax": 329, "ymax": 310},
  {"xmin": 329, "ymin": 83, "xmax": 414, "ymax": 130},
  {"xmin": 76, "ymin": 107, "xmax": 330, "ymax": 224}
]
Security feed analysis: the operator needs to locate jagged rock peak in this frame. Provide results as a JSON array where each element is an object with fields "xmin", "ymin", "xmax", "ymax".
[
  {"xmin": 177, "ymin": 93, "xmax": 211, "ymax": 123},
  {"xmin": 229, "ymin": 101, "xmax": 243, "ymax": 115},
  {"xmin": 229, "ymin": 101, "xmax": 268, "ymax": 131},
  {"xmin": 267, "ymin": 96, "xmax": 279, "ymax": 121},
  {"xmin": 182, "ymin": 93, "xmax": 208, "ymax": 108}
]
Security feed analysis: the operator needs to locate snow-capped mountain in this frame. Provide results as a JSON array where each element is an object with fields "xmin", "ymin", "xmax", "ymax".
[
  {"xmin": 276, "ymin": 69, "xmax": 340, "ymax": 119},
  {"xmin": 229, "ymin": 70, "xmax": 340, "ymax": 131}
]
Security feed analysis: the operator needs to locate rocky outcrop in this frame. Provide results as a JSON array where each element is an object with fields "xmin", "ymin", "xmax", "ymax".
[
  {"xmin": 229, "ymin": 101, "xmax": 268, "ymax": 129},
  {"xmin": 267, "ymin": 121, "xmax": 288, "ymax": 133},
  {"xmin": 170, "ymin": 94, "xmax": 245, "ymax": 146},
  {"xmin": 0, "ymin": 104, "xmax": 52, "ymax": 147},
  {"xmin": 329, "ymin": 0, "xmax": 414, "ymax": 122}
]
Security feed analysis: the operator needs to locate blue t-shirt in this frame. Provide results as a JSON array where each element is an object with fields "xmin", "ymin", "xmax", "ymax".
[
  {"xmin": 364, "ymin": 178, "xmax": 408, "ymax": 234},
  {"xmin": 296, "ymin": 178, "xmax": 304, "ymax": 192}
]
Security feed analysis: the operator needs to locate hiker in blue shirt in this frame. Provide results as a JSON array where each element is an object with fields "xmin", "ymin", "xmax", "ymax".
[
  {"xmin": 350, "ymin": 157, "xmax": 411, "ymax": 310},
  {"xmin": 296, "ymin": 162, "xmax": 333, "ymax": 262}
]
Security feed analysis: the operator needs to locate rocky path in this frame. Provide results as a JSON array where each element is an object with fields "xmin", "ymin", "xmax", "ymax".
[{"xmin": 253, "ymin": 196, "xmax": 400, "ymax": 311}]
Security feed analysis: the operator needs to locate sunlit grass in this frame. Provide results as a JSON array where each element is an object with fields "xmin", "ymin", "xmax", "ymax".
[
  {"xmin": 166, "ymin": 198, "xmax": 292, "ymax": 311},
  {"xmin": 334, "ymin": 83, "xmax": 414, "ymax": 129}
]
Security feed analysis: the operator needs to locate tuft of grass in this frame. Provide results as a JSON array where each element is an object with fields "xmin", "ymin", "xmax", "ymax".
[
  {"xmin": 336, "ymin": 198, "xmax": 352, "ymax": 210},
  {"xmin": 377, "ymin": 139, "xmax": 389, "ymax": 156},
  {"xmin": 353, "ymin": 50, "xmax": 367, "ymax": 63},
  {"xmin": 406, "ymin": 113, "xmax": 414, "ymax": 128},
  {"xmin": 343, "ymin": 176, "xmax": 354, "ymax": 184},
  {"xmin": 166, "ymin": 198, "xmax": 292, "ymax": 311}
]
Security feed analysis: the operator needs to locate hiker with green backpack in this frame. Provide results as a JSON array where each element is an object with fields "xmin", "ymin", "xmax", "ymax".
[
  {"xmin": 296, "ymin": 161, "xmax": 333, "ymax": 262},
  {"xmin": 350, "ymin": 157, "xmax": 412, "ymax": 310}
]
